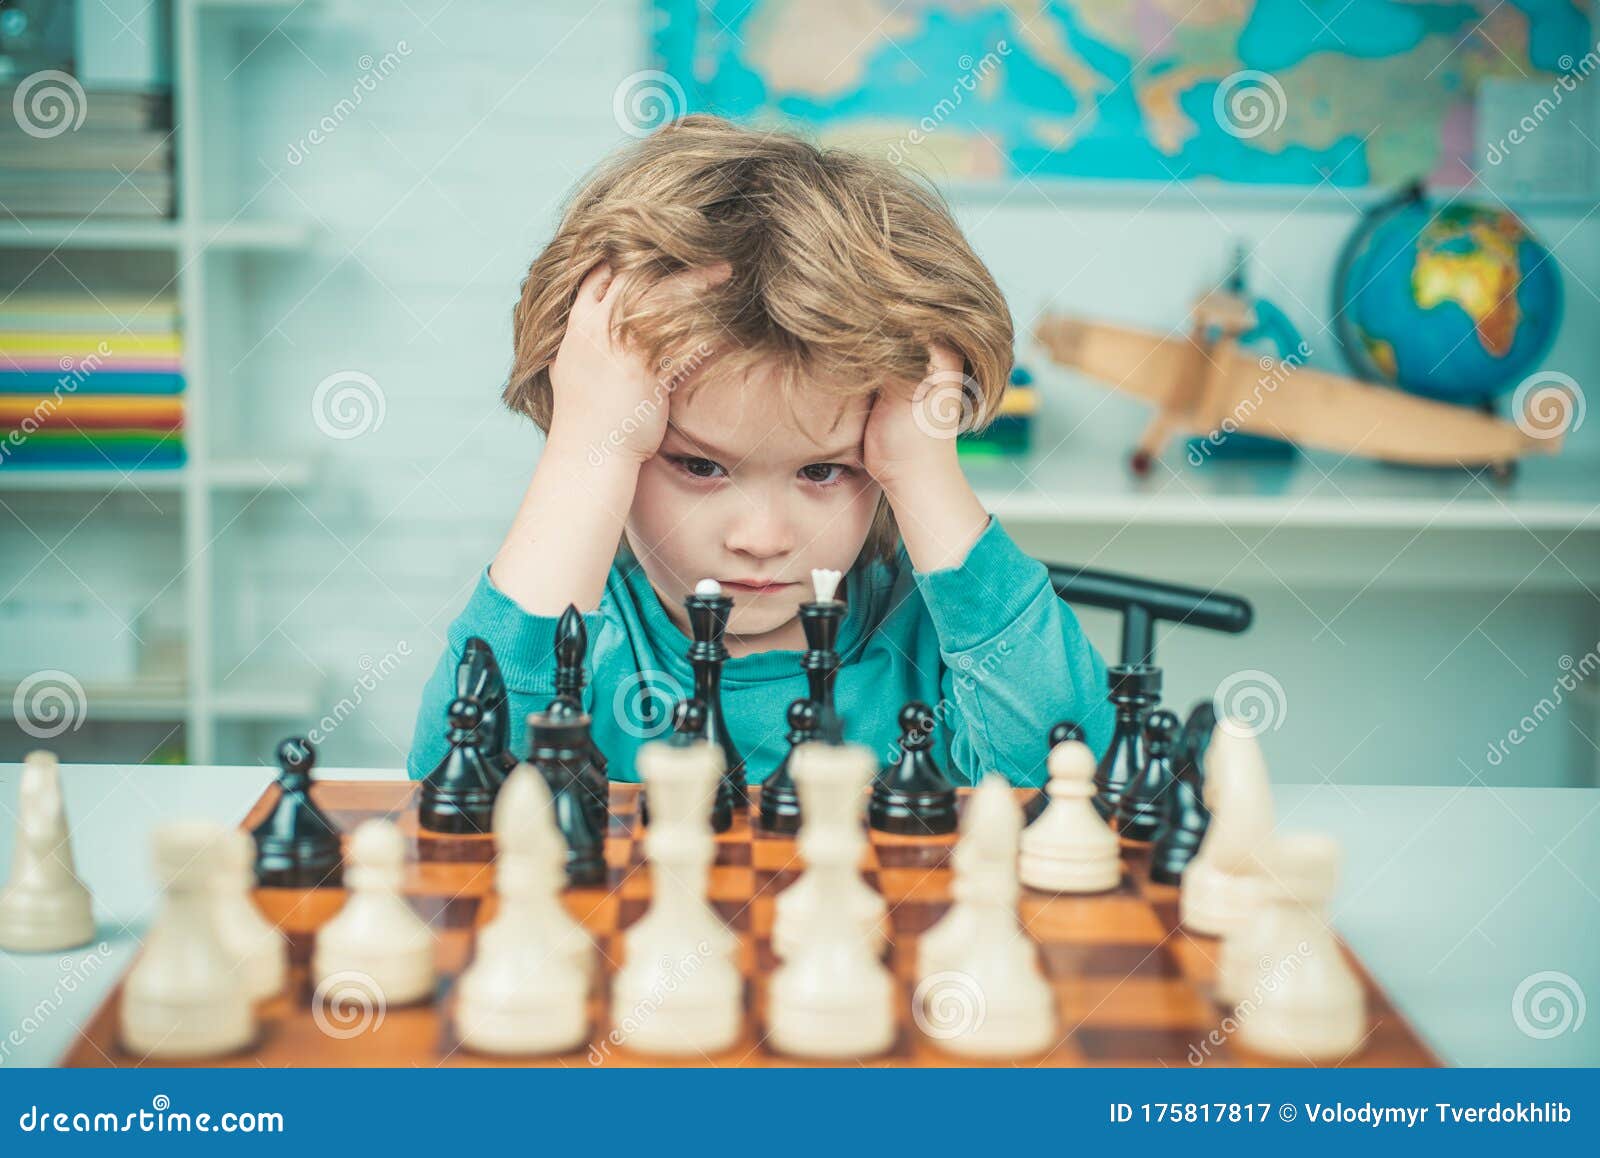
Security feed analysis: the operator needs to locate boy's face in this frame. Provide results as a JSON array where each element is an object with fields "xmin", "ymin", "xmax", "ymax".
[{"xmin": 625, "ymin": 363, "xmax": 881, "ymax": 649}]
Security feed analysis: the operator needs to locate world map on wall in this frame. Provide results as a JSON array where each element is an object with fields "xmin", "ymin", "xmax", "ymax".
[{"xmin": 650, "ymin": 0, "xmax": 1593, "ymax": 185}]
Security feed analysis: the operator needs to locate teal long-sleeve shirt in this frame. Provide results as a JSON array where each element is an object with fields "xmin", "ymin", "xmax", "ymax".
[{"xmin": 406, "ymin": 515, "xmax": 1114, "ymax": 786}]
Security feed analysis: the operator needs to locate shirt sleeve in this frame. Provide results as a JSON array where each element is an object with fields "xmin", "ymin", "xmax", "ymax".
[
  {"xmin": 912, "ymin": 515, "xmax": 1116, "ymax": 785},
  {"xmin": 404, "ymin": 567, "xmax": 598, "ymax": 780}
]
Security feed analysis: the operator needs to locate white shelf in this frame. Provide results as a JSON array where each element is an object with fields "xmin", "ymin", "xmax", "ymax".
[
  {"xmin": 968, "ymin": 447, "xmax": 1600, "ymax": 532},
  {"xmin": 0, "ymin": 460, "xmax": 312, "ymax": 494},
  {"xmin": 0, "ymin": 218, "xmax": 311, "ymax": 252}
]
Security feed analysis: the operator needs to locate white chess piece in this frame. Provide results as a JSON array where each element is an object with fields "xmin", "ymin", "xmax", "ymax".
[
  {"xmin": 611, "ymin": 733, "xmax": 741, "ymax": 1055},
  {"xmin": 772, "ymin": 741, "xmax": 886, "ymax": 960},
  {"xmin": 0, "ymin": 751, "xmax": 95, "ymax": 952},
  {"xmin": 120, "ymin": 821, "xmax": 254, "ymax": 1058},
  {"xmin": 455, "ymin": 764, "xmax": 592, "ymax": 1054},
  {"xmin": 212, "ymin": 828, "xmax": 287, "ymax": 1001},
  {"xmin": 1233, "ymin": 832, "xmax": 1367, "ymax": 1059},
  {"xmin": 313, "ymin": 820, "xmax": 435, "ymax": 1008},
  {"xmin": 1180, "ymin": 722, "xmax": 1274, "ymax": 936},
  {"xmin": 766, "ymin": 739, "xmax": 894, "ymax": 1059},
  {"xmin": 919, "ymin": 776, "xmax": 1057, "ymax": 1057},
  {"xmin": 1019, "ymin": 734, "xmax": 1121, "ymax": 893},
  {"xmin": 920, "ymin": 777, "xmax": 1016, "ymax": 978}
]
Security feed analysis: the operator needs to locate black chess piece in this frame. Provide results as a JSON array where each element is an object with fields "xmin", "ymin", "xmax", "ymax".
[
  {"xmin": 547, "ymin": 603, "xmax": 610, "ymax": 809},
  {"xmin": 758, "ymin": 698, "xmax": 816, "ymax": 834},
  {"xmin": 524, "ymin": 709, "xmax": 607, "ymax": 887},
  {"xmin": 418, "ymin": 697, "xmax": 499, "ymax": 835},
  {"xmin": 1094, "ymin": 664, "xmax": 1162, "ymax": 821},
  {"xmin": 458, "ymin": 637, "xmax": 515, "ymax": 781},
  {"xmin": 686, "ymin": 585, "xmax": 747, "ymax": 818},
  {"xmin": 1023, "ymin": 720, "xmax": 1085, "ymax": 825},
  {"xmin": 1116, "ymin": 707, "xmax": 1180, "ymax": 843},
  {"xmin": 1150, "ymin": 702, "xmax": 1216, "ymax": 884},
  {"xmin": 869, "ymin": 701, "xmax": 958, "ymax": 835},
  {"xmin": 798, "ymin": 581, "xmax": 846, "ymax": 724},
  {"xmin": 251, "ymin": 737, "xmax": 342, "ymax": 888}
]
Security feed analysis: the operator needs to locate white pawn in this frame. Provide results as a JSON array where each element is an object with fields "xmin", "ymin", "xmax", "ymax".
[
  {"xmin": 611, "ymin": 733, "xmax": 741, "ymax": 1055},
  {"xmin": 456, "ymin": 764, "xmax": 592, "ymax": 1054},
  {"xmin": 1019, "ymin": 734, "xmax": 1120, "ymax": 893},
  {"xmin": 1181, "ymin": 722, "xmax": 1274, "ymax": 937},
  {"xmin": 919, "ymin": 776, "xmax": 1056, "ymax": 1057},
  {"xmin": 767, "ymin": 739, "xmax": 894, "ymax": 1059},
  {"xmin": 1233, "ymin": 833, "xmax": 1367, "ymax": 1060},
  {"xmin": 772, "ymin": 741, "xmax": 886, "ymax": 960},
  {"xmin": 212, "ymin": 828, "xmax": 287, "ymax": 1001},
  {"xmin": 0, "ymin": 751, "xmax": 95, "ymax": 952},
  {"xmin": 313, "ymin": 820, "xmax": 435, "ymax": 1009},
  {"xmin": 121, "ymin": 821, "xmax": 254, "ymax": 1058}
]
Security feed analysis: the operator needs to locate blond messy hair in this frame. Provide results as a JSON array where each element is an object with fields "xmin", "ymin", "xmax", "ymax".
[{"xmin": 505, "ymin": 115, "xmax": 1013, "ymax": 565}]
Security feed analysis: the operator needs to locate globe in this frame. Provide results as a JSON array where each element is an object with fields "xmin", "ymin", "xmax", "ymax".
[{"xmin": 1334, "ymin": 186, "xmax": 1562, "ymax": 402}]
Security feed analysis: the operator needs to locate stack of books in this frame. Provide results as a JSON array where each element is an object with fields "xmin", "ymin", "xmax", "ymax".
[
  {"xmin": 0, "ymin": 86, "xmax": 173, "ymax": 218},
  {"xmin": 0, "ymin": 293, "xmax": 185, "ymax": 470},
  {"xmin": 958, "ymin": 365, "xmax": 1039, "ymax": 458}
]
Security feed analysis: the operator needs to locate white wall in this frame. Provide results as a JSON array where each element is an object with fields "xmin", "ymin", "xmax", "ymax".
[{"xmin": 28, "ymin": 0, "xmax": 1594, "ymax": 785}]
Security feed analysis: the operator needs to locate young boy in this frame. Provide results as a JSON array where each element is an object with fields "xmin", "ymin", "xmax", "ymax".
[{"xmin": 406, "ymin": 115, "xmax": 1113, "ymax": 785}]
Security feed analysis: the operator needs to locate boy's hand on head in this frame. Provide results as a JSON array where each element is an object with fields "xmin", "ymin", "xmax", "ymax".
[
  {"xmin": 548, "ymin": 262, "xmax": 730, "ymax": 465},
  {"xmin": 863, "ymin": 343, "xmax": 971, "ymax": 493}
]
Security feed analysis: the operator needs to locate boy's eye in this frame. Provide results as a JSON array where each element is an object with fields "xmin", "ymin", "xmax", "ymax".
[
  {"xmin": 799, "ymin": 463, "xmax": 851, "ymax": 486},
  {"xmin": 669, "ymin": 455, "xmax": 726, "ymax": 480}
]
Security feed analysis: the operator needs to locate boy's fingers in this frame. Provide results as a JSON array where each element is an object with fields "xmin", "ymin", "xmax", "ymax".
[
  {"xmin": 925, "ymin": 342, "xmax": 963, "ymax": 377},
  {"xmin": 575, "ymin": 262, "xmax": 613, "ymax": 306}
]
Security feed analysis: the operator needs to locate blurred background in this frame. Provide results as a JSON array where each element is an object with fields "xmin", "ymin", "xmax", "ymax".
[{"xmin": 0, "ymin": 0, "xmax": 1595, "ymax": 789}]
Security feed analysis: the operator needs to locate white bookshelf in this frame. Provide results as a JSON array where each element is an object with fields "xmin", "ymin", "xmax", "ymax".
[{"xmin": 1, "ymin": 0, "xmax": 327, "ymax": 761}]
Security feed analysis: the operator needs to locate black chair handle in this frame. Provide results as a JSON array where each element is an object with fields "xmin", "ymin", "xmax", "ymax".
[{"xmin": 1044, "ymin": 563, "xmax": 1253, "ymax": 667}]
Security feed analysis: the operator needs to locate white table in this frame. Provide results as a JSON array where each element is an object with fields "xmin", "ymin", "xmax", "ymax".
[{"xmin": 1, "ymin": 763, "xmax": 1596, "ymax": 1067}]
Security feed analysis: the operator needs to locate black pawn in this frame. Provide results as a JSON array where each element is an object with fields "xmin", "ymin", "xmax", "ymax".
[
  {"xmin": 418, "ymin": 697, "xmax": 499, "ymax": 835},
  {"xmin": 1150, "ymin": 702, "xmax": 1216, "ymax": 884},
  {"xmin": 1094, "ymin": 664, "xmax": 1162, "ymax": 821},
  {"xmin": 869, "ymin": 702, "xmax": 957, "ymax": 835},
  {"xmin": 1023, "ymin": 721, "xmax": 1085, "ymax": 826},
  {"xmin": 759, "ymin": 698, "xmax": 816, "ymax": 835},
  {"xmin": 1116, "ymin": 708, "xmax": 1179, "ymax": 843},
  {"xmin": 524, "ymin": 709, "xmax": 607, "ymax": 887},
  {"xmin": 458, "ymin": 638, "xmax": 515, "ymax": 781},
  {"xmin": 251, "ymin": 737, "xmax": 342, "ymax": 888}
]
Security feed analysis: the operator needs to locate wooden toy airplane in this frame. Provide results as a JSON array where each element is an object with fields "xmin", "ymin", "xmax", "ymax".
[{"xmin": 1033, "ymin": 285, "xmax": 1565, "ymax": 480}]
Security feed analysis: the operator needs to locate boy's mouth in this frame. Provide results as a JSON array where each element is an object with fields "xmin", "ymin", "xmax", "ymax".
[{"xmin": 720, "ymin": 578, "xmax": 797, "ymax": 595}]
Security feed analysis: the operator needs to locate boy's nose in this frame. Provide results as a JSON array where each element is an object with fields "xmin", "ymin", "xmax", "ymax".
[{"xmin": 724, "ymin": 495, "xmax": 794, "ymax": 561}]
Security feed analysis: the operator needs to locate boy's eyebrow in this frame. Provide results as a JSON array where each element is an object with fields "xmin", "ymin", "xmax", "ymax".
[{"xmin": 664, "ymin": 421, "xmax": 862, "ymax": 462}]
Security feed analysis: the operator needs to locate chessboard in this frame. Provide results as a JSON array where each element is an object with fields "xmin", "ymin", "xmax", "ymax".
[{"xmin": 62, "ymin": 779, "xmax": 1438, "ymax": 1068}]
